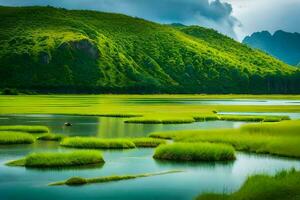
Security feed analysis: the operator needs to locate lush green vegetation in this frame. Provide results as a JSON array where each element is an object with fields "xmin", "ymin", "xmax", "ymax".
[
  {"xmin": 37, "ymin": 133, "xmax": 65, "ymax": 141},
  {"xmin": 196, "ymin": 169, "xmax": 300, "ymax": 200},
  {"xmin": 241, "ymin": 120, "xmax": 300, "ymax": 136},
  {"xmin": 150, "ymin": 120, "xmax": 300, "ymax": 158},
  {"xmin": 1, "ymin": 95, "xmax": 300, "ymax": 118},
  {"xmin": 218, "ymin": 115, "xmax": 289, "ymax": 122},
  {"xmin": 131, "ymin": 138, "xmax": 167, "ymax": 147},
  {"xmin": 61, "ymin": 137, "xmax": 136, "ymax": 149},
  {"xmin": 0, "ymin": 6, "xmax": 299, "ymax": 94},
  {"xmin": 49, "ymin": 170, "xmax": 182, "ymax": 186},
  {"xmin": 153, "ymin": 143, "xmax": 236, "ymax": 162},
  {"xmin": 124, "ymin": 117, "xmax": 195, "ymax": 124},
  {"xmin": 6, "ymin": 150, "xmax": 104, "ymax": 167},
  {"xmin": 0, "ymin": 131, "xmax": 35, "ymax": 144},
  {"xmin": 0, "ymin": 125, "xmax": 49, "ymax": 133}
]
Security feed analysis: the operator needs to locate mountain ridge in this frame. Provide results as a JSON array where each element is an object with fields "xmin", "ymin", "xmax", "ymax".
[
  {"xmin": 0, "ymin": 6, "xmax": 299, "ymax": 94},
  {"xmin": 243, "ymin": 30, "xmax": 300, "ymax": 66}
]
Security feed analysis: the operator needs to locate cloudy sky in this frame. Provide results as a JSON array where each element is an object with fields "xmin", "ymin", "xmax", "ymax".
[{"xmin": 0, "ymin": 0, "xmax": 299, "ymax": 41}]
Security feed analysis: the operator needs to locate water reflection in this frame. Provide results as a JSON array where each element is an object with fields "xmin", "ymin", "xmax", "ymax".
[{"xmin": 0, "ymin": 114, "xmax": 246, "ymax": 138}]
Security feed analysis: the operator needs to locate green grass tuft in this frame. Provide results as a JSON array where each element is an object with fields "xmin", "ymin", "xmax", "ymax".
[
  {"xmin": 60, "ymin": 137, "xmax": 136, "ymax": 149},
  {"xmin": 241, "ymin": 120, "xmax": 300, "ymax": 136},
  {"xmin": 196, "ymin": 169, "xmax": 300, "ymax": 200},
  {"xmin": 37, "ymin": 133, "xmax": 65, "ymax": 141},
  {"xmin": 6, "ymin": 150, "xmax": 104, "ymax": 168},
  {"xmin": 0, "ymin": 125, "xmax": 49, "ymax": 133},
  {"xmin": 131, "ymin": 138, "xmax": 167, "ymax": 147},
  {"xmin": 193, "ymin": 114, "xmax": 220, "ymax": 122},
  {"xmin": 124, "ymin": 118, "xmax": 195, "ymax": 124},
  {"xmin": 0, "ymin": 131, "xmax": 35, "ymax": 144},
  {"xmin": 49, "ymin": 170, "xmax": 183, "ymax": 186},
  {"xmin": 218, "ymin": 115, "xmax": 289, "ymax": 122},
  {"xmin": 151, "ymin": 120, "xmax": 300, "ymax": 158},
  {"xmin": 153, "ymin": 143, "xmax": 236, "ymax": 162}
]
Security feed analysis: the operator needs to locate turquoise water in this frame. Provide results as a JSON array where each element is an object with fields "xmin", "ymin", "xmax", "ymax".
[
  {"xmin": 0, "ymin": 142, "xmax": 299, "ymax": 200},
  {"xmin": 0, "ymin": 111, "xmax": 299, "ymax": 199}
]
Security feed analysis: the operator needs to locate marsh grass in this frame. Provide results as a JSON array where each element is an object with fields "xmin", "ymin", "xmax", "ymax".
[
  {"xmin": 49, "ymin": 170, "xmax": 183, "ymax": 186},
  {"xmin": 149, "ymin": 120, "xmax": 300, "ymax": 158},
  {"xmin": 218, "ymin": 115, "xmax": 289, "ymax": 122},
  {"xmin": 193, "ymin": 114, "xmax": 220, "ymax": 122},
  {"xmin": 0, "ymin": 131, "xmax": 35, "ymax": 144},
  {"xmin": 196, "ymin": 169, "xmax": 300, "ymax": 200},
  {"xmin": 0, "ymin": 125, "xmax": 49, "ymax": 133},
  {"xmin": 153, "ymin": 143, "xmax": 236, "ymax": 162},
  {"xmin": 124, "ymin": 117, "xmax": 195, "ymax": 124},
  {"xmin": 241, "ymin": 120, "xmax": 300, "ymax": 136},
  {"xmin": 37, "ymin": 133, "xmax": 65, "ymax": 141},
  {"xmin": 97, "ymin": 114, "xmax": 143, "ymax": 118},
  {"xmin": 131, "ymin": 138, "xmax": 167, "ymax": 147},
  {"xmin": 61, "ymin": 137, "xmax": 136, "ymax": 149},
  {"xmin": 6, "ymin": 150, "xmax": 104, "ymax": 168}
]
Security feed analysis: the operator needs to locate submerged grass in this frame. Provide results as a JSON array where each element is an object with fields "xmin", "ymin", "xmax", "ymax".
[
  {"xmin": 49, "ymin": 170, "xmax": 183, "ymax": 186},
  {"xmin": 131, "ymin": 138, "xmax": 167, "ymax": 147},
  {"xmin": 0, "ymin": 125, "xmax": 49, "ymax": 133},
  {"xmin": 150, "ymin": 120, "xmax": 300, "ymax": 158},
  {"xmin": 153, "ymin": 143, "xmax": 236, "ymax": 162},
  {"xmin": 0, "ymin": 131, "xmax": 35, "ymax": 144},
  {"xmin": 61, "ymin": 137, "xmax": 136, "ymax": 149},
  {"xmin": 196, "ymin": 169, "xmax": 300, "ymax": 200},
  {"xmin": 36, "ymin": 133, "xmax": 65, "ymax": 141},
  {"xmin": 6, "ymin": 150, "xmax": 104, "ymax": 168}
]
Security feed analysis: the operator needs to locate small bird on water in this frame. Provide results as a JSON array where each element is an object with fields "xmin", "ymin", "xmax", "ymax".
[{"xmin": 64, "ymin": 122, "xmax": 72, "ymax": 127}]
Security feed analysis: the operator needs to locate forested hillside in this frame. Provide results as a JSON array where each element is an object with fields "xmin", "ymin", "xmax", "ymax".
[{"xmin": 0, "ymin": 6, "xmax": 299, "ymax": 94}]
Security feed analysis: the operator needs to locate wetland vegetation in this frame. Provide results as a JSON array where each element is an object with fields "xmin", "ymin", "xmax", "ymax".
[
  {"xmin": 6, "ymin": 150, "xmax": 104, "ymax": 168},
  {"xmin": 196, "ymin": 169, "xmax": 300, "ymax": 200},
  {"xmin": 153, "ymin": 143, "xmax": 236, "ymax": 162},
  {"xmin": 0, "ymin": 131, "xmax": 35, "ymax": 144},
  {"xmin": 0, "ymin": 125, "xmax": 49, "ymax": 133},
  {"xmin": 150, "ymin": 120, "xmax": 300, "ymax": 158},
  {"xmin": 49, "ymin": 170, "xmax": 182, "ymax": 186},
  {"xmin": 0, "ymin": 95, "xmax": 299, "ymax": 200},
  {"xmin": 60, "ymin": 137, "xmax": 136, "ymax": 149}
]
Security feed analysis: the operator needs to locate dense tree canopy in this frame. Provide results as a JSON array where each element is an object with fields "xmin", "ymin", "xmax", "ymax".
[{"xmin": 0, "ymin": 6, "xmax": 299, "ymax": 94}]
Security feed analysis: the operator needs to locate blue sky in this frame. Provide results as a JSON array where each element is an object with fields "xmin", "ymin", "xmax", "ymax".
[{"xmin": 0, "ymin": 0, "xmax": 299, "ymax": 41}]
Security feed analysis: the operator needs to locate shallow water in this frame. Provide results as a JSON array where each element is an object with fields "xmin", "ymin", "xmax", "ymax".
[
  {"xmin": 0, "ymin": 142, "xmax": 299, "ymax": 200},
  {"xmin": 120, "ymin": 98, "xmax": 300, "ymax": 106},
  {"xmin": 0, "ymin": 98, "xmax": 300, "ymax": 199}
]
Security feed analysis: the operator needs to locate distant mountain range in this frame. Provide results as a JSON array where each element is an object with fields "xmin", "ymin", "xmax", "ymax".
[{"xmin": 243, "ymin": 30, "xmax": 300, "ymax": 66}]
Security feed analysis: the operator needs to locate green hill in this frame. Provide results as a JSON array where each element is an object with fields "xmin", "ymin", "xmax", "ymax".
[{"xmin": 0, "ymin": 6, "xmax": 299, "ymax": 94}]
